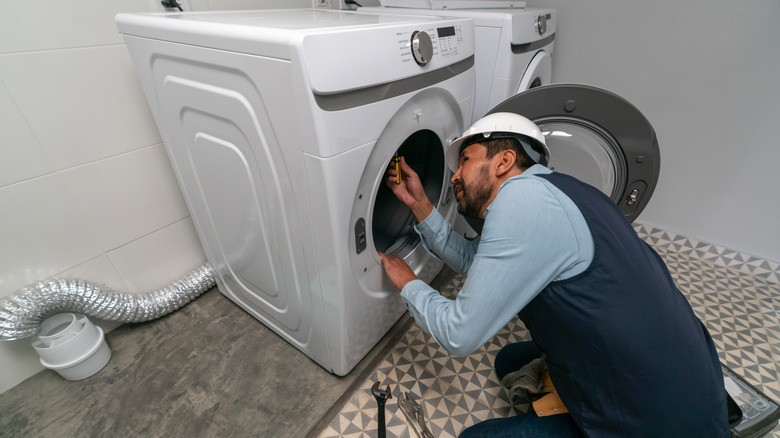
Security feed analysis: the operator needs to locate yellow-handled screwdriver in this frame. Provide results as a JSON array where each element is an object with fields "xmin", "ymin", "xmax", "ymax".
[{"xmin": 393, "ymin": 153, "xmax": 402, "ymax": 184}]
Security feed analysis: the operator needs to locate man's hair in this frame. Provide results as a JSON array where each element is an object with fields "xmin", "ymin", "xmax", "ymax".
[{"xmin": 482, "ymin": 137, "xmax": 535, "ymax": 170}]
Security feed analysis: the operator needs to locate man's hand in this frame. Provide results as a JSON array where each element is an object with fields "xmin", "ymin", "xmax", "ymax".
[
  {"xmin": 386, "ymin": 156, "xmax": 434, "ymax": 222},
  {"xmin": 378, "ymin": 252, "xmax": 419, "ymax": 291}
]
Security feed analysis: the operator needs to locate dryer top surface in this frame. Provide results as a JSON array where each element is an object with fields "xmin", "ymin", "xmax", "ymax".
[
  {"xmin": 380, "ymin": 0, "xmax": 525, "ymax": 9},
  {"xmin": 117, "ymin": 8, "xmax": 446, "ymax": 34},
  {"xmin": 116, "ymin": 8, "xmax": 474, "ymax": 60}
]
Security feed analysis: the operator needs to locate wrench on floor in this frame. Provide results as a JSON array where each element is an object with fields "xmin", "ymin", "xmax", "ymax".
[
  {"xmin": 371, "ymin": 381, "xmax": 393, "ymax": 438},
  {"xmin": 398, "ymin": 391, "xmax": 434, "ymax": 438}
]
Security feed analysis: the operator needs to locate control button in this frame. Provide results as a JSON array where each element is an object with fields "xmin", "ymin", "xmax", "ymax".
[
  {"xmin": 355, "ymin": 218, "xmax": 367, "ymax": 254},
  {"xmin": 536, "ymin": 15, "xmax": 547, "ymax": 35},
  {"xmin": 411, "ymin": 31, "xmax": 433, "ymax": 66}
]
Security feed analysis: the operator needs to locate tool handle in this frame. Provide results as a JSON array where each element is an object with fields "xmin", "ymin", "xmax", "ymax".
[
  {"xmin": 393, "ymin": 154, "xmax": 402, "ymax": 184},
  {"xmin": 377, "ymin": 400, "xmax": 387, "ymax": 438},
  {"xmin": 414, "ymin": 405, "xmax": 433, "ymax": 438}
]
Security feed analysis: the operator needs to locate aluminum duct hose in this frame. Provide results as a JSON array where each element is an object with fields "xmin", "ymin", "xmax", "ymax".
[{"xmin": 0, "ymin": 264, "xmax": 215, "ymax": 341}]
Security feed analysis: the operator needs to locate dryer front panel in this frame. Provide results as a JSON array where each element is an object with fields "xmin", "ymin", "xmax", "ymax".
[
  {"xmin": 516, "ymin": 50, "xmax": 552, "ymax": 93},
  {"xmin": 307, "ymin": 88, "xmax": 464, "ymax": 374},
  {"xmin": 486, "ymin": 45, "xmax": 553, "ymax": 124}
]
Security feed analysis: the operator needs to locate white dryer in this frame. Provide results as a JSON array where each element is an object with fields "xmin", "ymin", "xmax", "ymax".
[
  {"xmin": 360, "ymin": 5, "xmax": 555, "ymax": 124},
  {"xmin": 115, "ymin": 9, "xmax": 475, "ymax": 375}
]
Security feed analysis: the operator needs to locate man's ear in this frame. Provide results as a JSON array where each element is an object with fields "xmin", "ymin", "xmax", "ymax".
[{"xmin": 494, "ymin": 149, "xmax": 517, "ymax": 177}]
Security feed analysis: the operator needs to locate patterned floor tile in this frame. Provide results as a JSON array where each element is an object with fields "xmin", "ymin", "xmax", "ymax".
[{"xmin": 319, "ymin": 225, "xmax": 780, "ymax": 438}]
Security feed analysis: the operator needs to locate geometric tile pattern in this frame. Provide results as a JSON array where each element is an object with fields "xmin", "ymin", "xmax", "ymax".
[
  {"xmin": 319, "ymin": 225, "xmax": 780, "ymax": 438},
  {"xmin": 634, "ymin": 222, "xmax": 780, "ymax": 285},
  {"xmin": 656, "ymin": 247, "xmax": 780, "ymax": 404},
  {"xmin": 318, "ymin": 273, "xmax": 531, "ymax": 438}
]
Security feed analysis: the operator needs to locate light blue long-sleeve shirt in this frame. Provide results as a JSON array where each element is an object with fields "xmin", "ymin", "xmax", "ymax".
[{"xmin": 400, "ymin": 165, "xmax": 595, "ymax": 356}]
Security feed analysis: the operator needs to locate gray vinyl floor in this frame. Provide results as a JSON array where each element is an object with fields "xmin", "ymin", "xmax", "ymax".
[{"xmin": 0, "ymin": 270, "xmax": 453, "ymax": 438}]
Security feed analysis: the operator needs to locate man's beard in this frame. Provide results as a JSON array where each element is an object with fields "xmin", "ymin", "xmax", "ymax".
[{"xmin": 455, "ymin": 164, "xmax": 492, "ymax": 218}]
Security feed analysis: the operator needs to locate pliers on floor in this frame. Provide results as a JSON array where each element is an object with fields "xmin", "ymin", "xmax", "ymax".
[{"xmin": 398, "ymin": 391, "xmax": 434, "ymax": 438}]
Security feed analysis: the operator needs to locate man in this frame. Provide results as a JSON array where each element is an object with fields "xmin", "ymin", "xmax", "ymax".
[{"xmin": 378, "ymin": 112, "xmax": 730, "ymax": 437}]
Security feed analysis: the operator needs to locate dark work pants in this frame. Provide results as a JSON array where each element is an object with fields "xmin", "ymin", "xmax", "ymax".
[{"xmin": 458, "ymin": 341, "xmax": 583, "ymax": 438}]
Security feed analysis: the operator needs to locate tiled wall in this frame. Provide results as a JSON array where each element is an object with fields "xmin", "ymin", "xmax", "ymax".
[
  {"xmin": 0, "ymin": 0, "xmax": 371, "ymax": 394},
  {"xmin": 0, "ymin": 0, "xmax": 205, "ymax": 393}
]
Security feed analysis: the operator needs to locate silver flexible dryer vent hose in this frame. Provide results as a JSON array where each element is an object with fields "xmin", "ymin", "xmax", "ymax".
[{"xmin": 0, "ymin": 264, "xmax": 215, "ymax": 341}]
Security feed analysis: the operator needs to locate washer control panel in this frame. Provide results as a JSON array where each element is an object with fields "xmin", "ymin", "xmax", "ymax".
[{"xmin": 399, "ymin": 24, "xmax": 466, "ymax": 66}]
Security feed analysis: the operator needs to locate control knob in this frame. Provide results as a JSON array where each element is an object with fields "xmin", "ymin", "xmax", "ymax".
[
  {"xmin": 536, "ymin": 15, "xmax": 547, "ymax": 35},
  {"xmin": 411, "ymin": 31, "xmax": 433, "ymax": 66}
]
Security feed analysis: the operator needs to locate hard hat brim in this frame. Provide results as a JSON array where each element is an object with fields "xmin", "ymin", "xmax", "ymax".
[
  {"xmin": 446, "ymin": 112, "xmax": 549, "ymax": 173},
  {"xmin": 446, "ymin": 132, "xmax": 549, "ymax": 172},
  {"xmin": 446, "ymin": 133, "xmax": 480, "ymax": 173}
]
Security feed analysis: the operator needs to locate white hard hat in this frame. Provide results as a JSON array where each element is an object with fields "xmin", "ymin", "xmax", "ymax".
[{"xmin": 446, "ymin": 112, "xmax": 549, "ymax": 172}]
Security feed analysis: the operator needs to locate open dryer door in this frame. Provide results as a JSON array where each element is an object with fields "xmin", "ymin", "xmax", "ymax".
[
  {"xmin": 490, "ymin": 83, "xmax": 659, "ymax": 220},
  {"xmin": 463, "ymin": 84, "xmax": 659, "ymax": 234}
]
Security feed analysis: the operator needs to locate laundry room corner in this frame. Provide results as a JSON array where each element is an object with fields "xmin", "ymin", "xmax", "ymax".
[{"xmin": 2, "ymin": 0, "xmax": 779, "ymax": 437}]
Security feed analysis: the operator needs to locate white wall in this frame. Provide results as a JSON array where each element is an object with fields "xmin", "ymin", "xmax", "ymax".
[
  {"xmin": 526, "ymin": 0, "xmax": 780, "ymax": 263},
  {"xmin": 0, "ymin": 0, "xmax": 380, "ymax": 395}
]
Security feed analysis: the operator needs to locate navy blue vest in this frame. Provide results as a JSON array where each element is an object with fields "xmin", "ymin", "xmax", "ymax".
[{"xmin": 518, "ymin": 172, "xmax": 729, "ymax": 437}]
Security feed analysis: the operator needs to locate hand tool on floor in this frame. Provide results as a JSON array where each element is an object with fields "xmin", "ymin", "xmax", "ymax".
[
  {"xmin": 371, "ymin": 381, "xmax": 393, "ymax": 438},
  {"xmin": 398, "ymin": 391, "xmax": 434, "ymax": 438}
]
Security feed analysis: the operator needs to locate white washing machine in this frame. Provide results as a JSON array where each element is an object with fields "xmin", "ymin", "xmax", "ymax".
[
  {"xmin": 360, "ymin": 4, "xmax": 555, "ymax": 124},
  {"xmin": 115, "ymin": 9, "xmax": 475, "ymax": 375}
]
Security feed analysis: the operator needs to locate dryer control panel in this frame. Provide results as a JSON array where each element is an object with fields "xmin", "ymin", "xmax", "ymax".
[
  {"xmin": 403, "ymin": 24, "xmax": 467, "ymax": 66},
  {"xmin": 301, "ymin": 16, "xmax": 474, "ymax": 94}
]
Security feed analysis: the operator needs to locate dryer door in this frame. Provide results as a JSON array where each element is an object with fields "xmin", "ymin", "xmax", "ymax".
[{"xmin": 489, "ymin": 83, "xmax": 660, "ymax": 222}]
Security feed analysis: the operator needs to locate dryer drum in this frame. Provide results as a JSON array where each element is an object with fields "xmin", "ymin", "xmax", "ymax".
[{"xmin": 372, "ymin": 129, "xmax": 445, "ymax": 257}]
